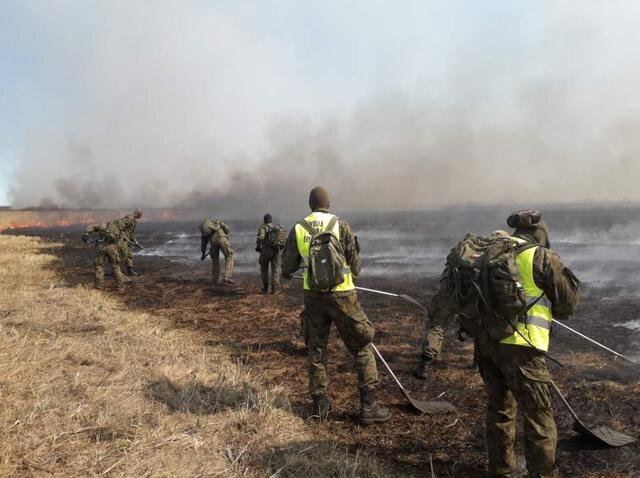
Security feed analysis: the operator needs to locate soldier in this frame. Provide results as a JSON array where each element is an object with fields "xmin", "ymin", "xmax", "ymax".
[
  {"xmin": 282, "ymin": 186, "xmax": 391, "ymax": 425},
  {"xmin": 117, "ymin": 208, "xmax": 143, "ymax": 276},
  {"xmin": 413, "ymin": 230, "xmax": 509, "ymax": 379},
  {"xmin": 200, "ymin": 218, "xmax": 235, "ymax": 285},
  {"xmin": 478, "ymin": 212, "xmax": 579, "ymax": 477},
  {"xmin": 255, "ymin": 213, "xmax": 284, "ymax": 294},
  {"xmin": 81, "ymin": 222, "xmax": 126, "ymax": 291}
]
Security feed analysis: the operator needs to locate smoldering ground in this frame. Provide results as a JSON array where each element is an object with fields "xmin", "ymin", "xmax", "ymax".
[{"xmin": 5, "ymin": 2, "xmax": 640, "ymax": 214}]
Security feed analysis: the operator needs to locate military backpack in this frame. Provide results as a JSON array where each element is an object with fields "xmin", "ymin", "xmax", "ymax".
[
  {"xmin": 299, "ymin": 216, "xmax": 347, "ymax": 292},
  {"xmin": 443, "ymin": 233, "xmax": 536, "ymax": 341},
  {"xmin": 264, "ymin": 225, "xmax": 288, "ymax": 248}
]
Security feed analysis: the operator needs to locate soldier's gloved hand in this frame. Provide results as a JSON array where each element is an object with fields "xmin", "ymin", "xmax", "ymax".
[
  {"xmin": 255, "ymin": 246, "xmax": 262, "ymax": 252},
  {"xmin": 282, "ymin": 273, "xmax": 292, "ymax": 280},
  {"xmin": 81, "ymin": 233, "xmax": 89, "ymax": 243},
  {"xmin": 201, "ymin": 253, "xmax": 207, "ymax": 261}
]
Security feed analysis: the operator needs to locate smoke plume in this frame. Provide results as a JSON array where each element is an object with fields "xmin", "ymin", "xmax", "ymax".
[{"xmin": 6, "ymin": 1, "xmax": 640, "ymax": 216}]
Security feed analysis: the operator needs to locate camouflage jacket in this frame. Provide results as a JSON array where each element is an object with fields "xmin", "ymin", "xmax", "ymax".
[
  {"xmin": 117, "ymin": 214, "xmax": 138, "ymax": 243},
  {"xmin": 281, "ymin": 209, "xmax": 362, "ymax": 282},
  {"xmin": 200, "ymin": 220, "xmax": 231, "ymax": 256}
]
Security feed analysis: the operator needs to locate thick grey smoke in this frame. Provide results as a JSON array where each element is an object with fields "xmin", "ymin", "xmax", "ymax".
[{"xmin": 7, "ymin": 1, "xmax": 640, "ymax": 216}]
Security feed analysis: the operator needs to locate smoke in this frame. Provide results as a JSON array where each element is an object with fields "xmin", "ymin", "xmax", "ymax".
[{"xmin": 6, "ymin": 1, "xmax": 640, "ymax": 216}]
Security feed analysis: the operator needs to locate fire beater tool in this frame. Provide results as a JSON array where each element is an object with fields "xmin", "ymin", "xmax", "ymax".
[
  {"xmin": 291, "ymin": 276, "xmax": 426, "ymax": 314},
  {"xmin": 550, "ymin": 380, "xmax": 636, "ymax": 447},
  {"xmin": 178, "ymin": 252, "xmax": 210, "ymax": 278},
  {"xmin": 371, "ymin": 343, "xmax": 456, "ymax": 415},
  {"xmin": 552, "ymin": 319, "xmax": 640, "ymax": 366}
]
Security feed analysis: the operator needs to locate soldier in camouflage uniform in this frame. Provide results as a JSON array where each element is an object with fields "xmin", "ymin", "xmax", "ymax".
[
  {"xmin": 413, "ymin": 230, "xmax": 510, "ymax": 379},
  {"xmin": 433, "ymin": 211, "xmax": 579, "ymax": 477},
  {"xmin": 200, "ymin": 218, "xmax": 235, "ymax": 285},
  {"xmin": 255, "ymin": 213, "xmax": 282, "ymax": 294},
  {"xmin": 282, "ymin": 186, "xmax": 390, "ymax": 425},
  {"xmin": 81, "ymin": 222, "xmax": 126, "ymax": 291},
  {"xmin": 117, "ymin": 208, "xmax": 143, "ymax": 275}
]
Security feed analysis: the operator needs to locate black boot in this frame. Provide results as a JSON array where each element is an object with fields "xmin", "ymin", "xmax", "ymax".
[
  {"xmin": 413, "ymin": 356, "xmax": 430, "ymax": 380},
  {"xmin": 359, "ymin": 389, "xmax": 391, "ymax": 425},
  {"xmin": 261, "ymin": 283, "xmax": 269, "ymax": 294},
  {"xmin": 311, "ymin": 394, "xmax": 332, "ymax": 421}
]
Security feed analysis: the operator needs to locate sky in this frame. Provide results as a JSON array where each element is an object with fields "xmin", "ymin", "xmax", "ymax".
[{"xmin": 1, "ymin": 1, "xmax": 640, "ymax": 212}]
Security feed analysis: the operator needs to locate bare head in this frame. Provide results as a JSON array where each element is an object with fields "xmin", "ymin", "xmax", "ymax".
[
  {"xmin": 133, "ymin": 208, "xmax": 143, "ymax": 219},
  {"xmin": 263, "ymin": 213, "xmax": 272, "ymax": 224}
]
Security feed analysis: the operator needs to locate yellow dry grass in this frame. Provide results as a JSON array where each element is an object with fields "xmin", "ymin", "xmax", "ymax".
[{"xmin": 0, "ymin": 234, "xmax": 399, "ymax": 477}]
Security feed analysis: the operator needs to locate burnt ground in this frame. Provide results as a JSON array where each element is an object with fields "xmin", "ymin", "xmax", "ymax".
[{"xmin": 30, "ymin": 230, "xmax": 640, "ymax": 477}]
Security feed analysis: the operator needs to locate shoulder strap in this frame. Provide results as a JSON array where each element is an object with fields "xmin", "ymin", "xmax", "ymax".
[
  {"xmin": 325, "ymin": 215, "xmax": 339, "ymax": 234},
  {"xmin": 298, "ymin": 219, "xmax": 316, "ymax": 236}
]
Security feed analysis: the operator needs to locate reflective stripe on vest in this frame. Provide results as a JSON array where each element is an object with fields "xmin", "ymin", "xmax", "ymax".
[
  {"xmin": 294, "ymin": 212, "xmax": 355, "ymax": 292},
  {"xmin": 500, "ymin": 237, "xmax": 553, "ymax": 351}
]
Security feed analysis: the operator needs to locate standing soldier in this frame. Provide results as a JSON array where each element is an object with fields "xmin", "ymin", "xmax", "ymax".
[
  {"xmin": 282, "ymin": 186, "xmax": 391, "ymax": 425},
  {"xmin": 255, "ymin": 213, "xmax": 286, "ymax": 294},
  {"xmin": 81, "ymin": 222, "xmax": 126, "ymax": 291},
  {"xmin": 117, "ymin": 208, "xmax": 143, "ymax": 276},
  {"xmin": 477, "ymin": 211, "xmax": 580, "ymax": 477},
  {"xmin": 200, "ymin": 218, "xmax": 235, "ymax": 285}
]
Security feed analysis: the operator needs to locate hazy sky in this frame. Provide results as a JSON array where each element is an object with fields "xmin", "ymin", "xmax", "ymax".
[{"xmin": 1, "ymin": 1, "xmax": 639, "ymax": 211}]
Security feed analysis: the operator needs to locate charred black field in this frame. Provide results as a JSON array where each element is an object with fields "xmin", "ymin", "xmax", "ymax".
[{"xmin": 8, "ymin": 206, "xmax": 640, "ymax": 477}]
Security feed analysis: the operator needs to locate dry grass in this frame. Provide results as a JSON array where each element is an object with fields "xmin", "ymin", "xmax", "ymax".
[{"xmin": 0, "ymin": 234, "xmax": 401, "ymax": 477}]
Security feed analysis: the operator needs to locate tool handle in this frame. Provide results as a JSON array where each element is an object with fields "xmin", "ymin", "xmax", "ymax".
[
  {"xmin": 549, "ymin": 380, "xmax": 581, "ymax": 424},
  {"xmin": 552, "ymin": 319, "xmax": 640, "ymax": 365},
  {"xmin": 371, "ymin": 343, "xmax": 406, "ymax": 392}
]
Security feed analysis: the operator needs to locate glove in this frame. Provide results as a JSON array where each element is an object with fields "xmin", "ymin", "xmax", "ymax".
[
  {"xmin": 255, "ymin": 246, "xmax": 262, "ymax": 252},
  {"xmin": 201, "ymin": 253, "xmax": 207, "ymax": 261},
  {"xmin": 282, "ymin": 273, "xmax": 292, "ymax": 280},
  {"xmin": 81, "ymin": 233, "xmax": 89, "ymax": 243}
]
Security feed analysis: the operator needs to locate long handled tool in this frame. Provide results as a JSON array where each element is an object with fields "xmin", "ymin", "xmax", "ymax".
[
  {"xmin": 371, "ymin": 343, "xmax": 456, "ymax": 415},
  {"xmin": 552, "ymin": 319, "xmax": 640, "ymax": 366},
  {"xmin": 354, "ymin": 286, "xmax": 428, "ymax": 314},
  {"xmin": 291, "ymin": 276, "xmax": 427, "ymax": 314},
  {"xmin": 178, "ymin": 252, "xmax": 210, "ymax": 277},
  {"xmin": 549, "ymin": 380, "xmax": 636, "ymax": 447},
  {"xmin": 130, "ymin": 240, "xmax": 153, "ymax": 254}
]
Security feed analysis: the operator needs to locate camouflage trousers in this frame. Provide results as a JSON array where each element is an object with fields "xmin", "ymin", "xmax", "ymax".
[
  {"xmin": 304, "ymin": 290, "xmax": 379, "ymax": 397},
  {"xmin": 210, "ymin": 236, "xmax": 234, "ymax": 282},
  {"xmin": 259, "ymin": 246, "xmax": 281, "ymax": 289},
  {"xmin": 477, "ymin": 342, "xmax": 557, "ymax": 478},
  {"xmin": 119, "ymin": 240, "xmax": 133, "ymax": 269},
  {"xmin": 419, "ymin": 312, "xmax": 450, "ymax": 361},
  {"xmin": 95, "ymin": 242, "xmax": 125, "ymax": 289}
]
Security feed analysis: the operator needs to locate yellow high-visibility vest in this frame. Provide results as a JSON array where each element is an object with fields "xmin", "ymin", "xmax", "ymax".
[
  {"xmin": 294, "ymin": 211, "xmax": 355, "ymax": 292},
  {"xmin": 500, "ymin": 237, "xmax": 553, "ymax": 351}
]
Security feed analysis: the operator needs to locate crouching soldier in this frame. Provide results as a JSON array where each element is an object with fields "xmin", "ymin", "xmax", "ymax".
[
  {"xmin": 255, "ymin": 213, "xmax": 287, "ymax": 294},
  {"xmin": 282, "ymin": 186, "xmax": 391, "ymax": 425},
  {"xmin": 117, "ymin": 208, "xmax": 143, "ymax": 276},
  {"xmin": 81, "ymin": 222, "xmax": 126, "ymax": 291},
  {"xmin": 200, "ymin": 218, "xmax": 234, "ymax": 285}
]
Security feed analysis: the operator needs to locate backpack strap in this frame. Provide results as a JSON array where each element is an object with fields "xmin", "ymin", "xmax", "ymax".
[
  {"xmin": 325, "ymin": 215, "xmax": 339, "ymax": 235},
  {"xmin": 298, "ymin": 219, "xmax": 316, "ymax": 236}
]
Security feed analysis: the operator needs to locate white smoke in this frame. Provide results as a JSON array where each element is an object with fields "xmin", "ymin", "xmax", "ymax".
[{"xmin": 6, "ymin": 1, "xmax": 640, "ymax": 212}]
